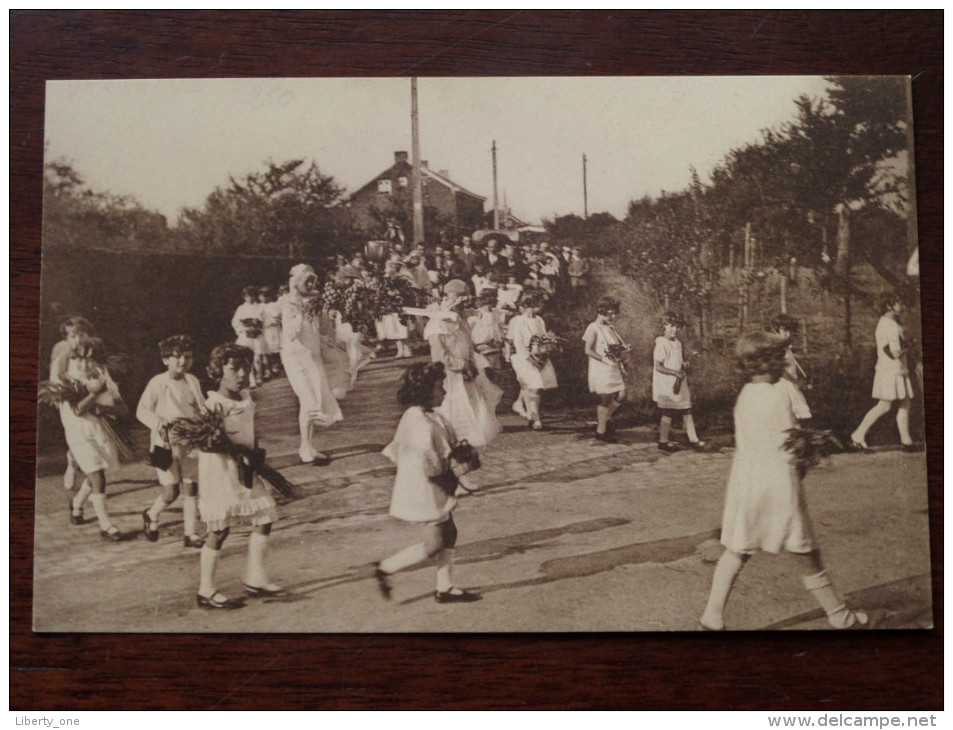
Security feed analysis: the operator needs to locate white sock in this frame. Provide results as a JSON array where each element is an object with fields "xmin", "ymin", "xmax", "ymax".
[
  {"xmin": 72, "ymin": 479, "xmax": 92, "ymax": 514},
  {"xmin": 701, "ymin": 551, "xmax": 746, "ymax": 630},
  {"xmin": 245, "ymin": 531, "xmax": 270, "ymax": 587},
  {"xmin": 89, "ymin": 492, "xmax": 112, "ymax": 531},
  {"xmin": 199, "ymin": 545, "xmax": 220, "ymax": 597},
  {"xmin": 435, "ymin": 549, "xmax": 455, "ymax": 593},
  {"xmin": 380, "ymin": 542, "xmax": 430, "ymax": 574},
  {"xmin": 148, "ymin": 495, "xmax": 167, "ymax": 525},
  {"xmin": 802, "ymin": 570, "xmax": 866, "ymax": 629},
  {"xmin": 183, "ymin": 495, "xmax": 199, "ymax": 536}
]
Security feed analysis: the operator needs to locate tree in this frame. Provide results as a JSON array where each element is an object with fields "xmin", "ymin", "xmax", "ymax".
[{"xmin": 177, "ymin": 159, "xmax": 347, "ymax": 258}]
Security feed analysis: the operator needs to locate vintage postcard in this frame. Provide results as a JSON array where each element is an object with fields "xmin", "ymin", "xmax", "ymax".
[{"xmin": 34, "ymin": 76, "xmax": 929, "ymax": 632}]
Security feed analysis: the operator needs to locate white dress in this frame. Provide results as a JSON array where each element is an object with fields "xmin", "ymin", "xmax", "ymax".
[
  {"xmin": 261, "ymin": 301, "xmax": 282, "ymax": 354},
  {"xmin": 652, "ymin": 336, "xmax": 691, "ymax": 409},
  {"xmin": 136, "ymin": 371, "xmax": 204, "ymax": 484},
  {"xmin": 375, "ymin": 313, "xmax": 409, "ymax": 341},
  {"xmin": 509, "ymin": 313, "xmax": 558, "ymax": 391},
  {"xmin": 777, "ymin": 348, "xmax": 812, "ymax": 420},
  {"xmin": 197, "ymin": 390, "xmax": 277, "ymax": 532},
  {"xmin": 279, "ymin": 294, "xmax": 344, "ymax": 427},
  {"xmin": 383, "ymin": 406, "xmax": 456, "ymax": 524},
  {"xmin": 468, "ymin": 309, "xmax": 505, "ymax": 370},
  {"xmin": 720, "ymin": 382, "xmax": 815, "ymax": 555},
  {"xmin": 583, "ymin": 319, "xmax": 626, "ymax": 395},
  {"xmin": 232, "ymin": 302, "xmax": 264, "ymax": 356},
  {"xmin": 58, "ymin": 360, "xmax": 121, "ymax": 474},
  {"xmin": 871, "ymin": 315, "xmax": 915, "ymax": 401},
  {"xmin": 426, "ymin": 314, "xmax": 502, "ymax": 448}
]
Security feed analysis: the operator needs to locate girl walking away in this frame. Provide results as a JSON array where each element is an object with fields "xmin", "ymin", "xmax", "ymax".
[
  {"xmin": 50, "ymin": 314, "xmax": 94, "ymax": 491},
  {"xmin": 849, "ymin": 293, "xmax": 918, "ymax": 452},
  {"xmin": 769, "ymin": 314, "xmax": 812, "ymax": 422},
  {"xmin": 582, "ymin": 297, "xmax": 629, "ymax": 443},
  {"xmin": 59, "ymin": 338, "xmax": 129, "ymax": 541},
  {"xmin": 373, "ymin": 363, "xmax": 480, "ymax": 604},
  {"xmin": 193, "ymin": 343, "xmax": 280, "ymax": 610},
  {"xmin": 700, "ymin": 332, "xmax": 868, "ymax": 631},
  {"xmin": 508, "ymin": 291, "xmax": 558, "ymax": 431},
  {"xmin": 279, "ymin": 264, "xmax": 343, "ymax": 465},
  {"xmin": 136, "ymin": 335, "xmax": 206, "ymax": 548},
  {"xmin": 653, "ymin": 312, "xmax": 705, "ymax": 451},
  {"xmin": 231, "ymin": 285, "xmax": 265, "ymax": 388}
]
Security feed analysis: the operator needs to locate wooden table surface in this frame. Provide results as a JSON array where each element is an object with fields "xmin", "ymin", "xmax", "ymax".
[{"xmin": 10, "ymin": 10, "xmax": 943, "ymax": 710}]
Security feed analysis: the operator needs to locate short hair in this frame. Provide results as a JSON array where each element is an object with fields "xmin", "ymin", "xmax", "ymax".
[
  {"xmin": 397, "ymin": 362, "xmax": 446, "ymax": 408},
  {"xmin": 70, "ymin": 336, "xmax": 107, "ymax": 364},
  {"xmin": 660, "ymin": 311, "xmax": 682, "ymax": 328},
  {"xmin": 735, "ymin": 331, "xmax": 788, "ymax": 380},
  {"xmin": 259, "ymin": 285, "xmax": 274, "ymax": 298},
  {"xmin": 159, "ymin": 335, "xmax": 196, "ymax": 358},
  {"xmin": 769, "ymin": 313, "xmax": 799, "ymax": 335},
  {"xmin": 878, "ymin": 292, "xmax": 903, "ymax": 314},
  {"xmin": 478, "ymin": 288, "xmax": 499, "ymax": 306},
  {"xmin": 519, "ymin": 291, "xmax": 544, "ymax": 309},
  {"xmin": 206, "ymin": 343, "xmax": 254, "ymax": 383},
  {"xmin": 59, "ymin": 314, "xmax": 94, "ymax": 338},
  {"xmin": 242, "ymin": 285, "xmax": 259, "ymax": 299},
  {"xmin": 597, "ymin": 296, "xmax": 621, "ymax": 316}
]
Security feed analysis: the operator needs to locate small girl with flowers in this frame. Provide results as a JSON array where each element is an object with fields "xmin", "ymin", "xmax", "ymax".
[
  {"xmin": 373, "ymin": 362, "xmax": 480, "ymax": 604},
  {"xmin": 700, "ymin": 332, "xmax": 867, "ymax": 631},
  {"xmin": 582, "ymin": 296, "xmax": 629, "ymax": 442},
  {"xmin": 653, "ymin": 312, "xmax": 705, "ymax": 451},
  {"xmin": 508, "ymin": 291, "xmax": 558, "ymax": 430}
]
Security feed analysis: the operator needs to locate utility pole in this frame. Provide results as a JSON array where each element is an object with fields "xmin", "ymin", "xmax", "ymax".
[
  {"xmin": 411, "ymin": 77, "xmax": 424, "ymax": 245},
  {"xmin": 492, "ymin": 140, "xmax": 500, "ymax": 230},
  {"xmin": 583, "ymin": 153, "xmax": 588, "ymax": 219}
]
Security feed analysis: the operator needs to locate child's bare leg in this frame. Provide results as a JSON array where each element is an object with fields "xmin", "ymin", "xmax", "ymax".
[
  {"xmin": 146, "ymin": 481, "xmax": 179, "ymax": 535},
  {"xmin": 182, "ymin": 479, "xmax": 203, "ymax": 545},
  {"xmin": 64, "ymin": 450, "xmax": 78, "ymax": 490},
  {"xmin": 896, "ymin": 399, "xmax": 913, "ymax": 445},
  {"xmin": 434, "ymin": 517, "xmax": 459, "ymax": 593},
  {"xmin": 794, "ymin": 551, "xmax": 868, "ymax": 629},
  {"xmin": 526, "ymin": 390, "xmax": 542, "ymax": 426},
  {"xmin": 701, "ymin": 550, "xmax": 749, "ymax": 630},
  {"xmin": 512, "ymin": 389, "xmax": 528, "ymax": 418},
  {"xmin": 684, "ymin": 413, "xmax": 702, "ymax": 444},
  {"xmin": 851, "ymin": 400, "xmax": 891, "ymax": 446},
  {"xmin": 378, "ymin": 522, "xmax": 445, "ymax": 576}
]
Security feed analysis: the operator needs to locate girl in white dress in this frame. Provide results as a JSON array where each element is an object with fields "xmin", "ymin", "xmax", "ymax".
[
  {"xmin": 509, "ymin": 291, "xmax": 558, "ymax": 431},
  {"xmin": 425, "ymin": 279, "xmax": 501, "ymax": 448},
  {"xmin": 653, "ymin": 312, "xmax": 705, "ymax": 451},
  {"xmin": 195, "ymin": 343, "xmax": 280, "ymax": 610},
  {"xmin": 373, "ymin": 362, "xmax": 479, "ymax": 604},
  {"xmin": 279, "ymin": 264, "xmax": 344, "ymax": 465},
  {"xmin": 700, "ymin": 332, "xmax": 868, "ymax": 630},
  {"xmin": 582, "ymin": 297, "xmax": 627, "ymax": 443},
  {"xmin": 61, "ymin": 338, "xmax": 128, "ymax": 541},
  {"xmin": 850, "ymin": 294, "xmax": 917, "ymax": 451},
  {"xmin": 260, "ymin": 286, "xmax": 283, "ymax": 379},
  {"xmin": 50, "ymin": 314, "xmax": 94, "ymax": 491},
  {"xmin": 467, "ymin": 288, "xmax": 506, "ymax": 373},
  {"xmin": 231, "ymin": 286, "xmax": 265, "ymax": 388}
]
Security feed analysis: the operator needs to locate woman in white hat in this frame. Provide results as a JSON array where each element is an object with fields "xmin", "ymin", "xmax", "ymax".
[
  {"xmin": 279, "ymin": 263, "xmax": 343, "ymax": 465},
  {"xmin": 424, "ymin": 279, "xmax": 501, "ymax": 448}
]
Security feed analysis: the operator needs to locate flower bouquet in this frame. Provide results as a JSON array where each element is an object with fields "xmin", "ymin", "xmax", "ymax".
[
  {"xmin": 241, "ymin": 318, "xmax": 263, "ymax": 339},
  {"xmin": 528, "ymin": 332, "xmax": 563, "ymax": 369},
  {"xmin": 169, "ymin": 406, "xmax": 298, "ymax": 499},
  {"xmin": 38, "ymin": 377, "xmax": 135, "ymax": 461},
  {"xmin": 783, "ymin": 427, "xmax": 843, "ymax": 479}
]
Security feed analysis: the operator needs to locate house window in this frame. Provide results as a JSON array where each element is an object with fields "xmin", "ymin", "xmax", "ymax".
[
  {"xmin": 378, "ymin": 179, "xmax": 393, "ymax": 194},
  {"xmin": 397, "ymin": 176, "xmax": 409, "ymax": 188}
]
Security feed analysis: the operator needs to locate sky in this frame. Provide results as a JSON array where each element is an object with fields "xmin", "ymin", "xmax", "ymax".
[{"xmin": 44, "ymin": 76, "xmax": 831, "ymax": 226}]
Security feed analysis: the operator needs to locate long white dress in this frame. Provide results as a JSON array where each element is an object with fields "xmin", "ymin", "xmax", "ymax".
[
  {"xmin": 509, "ymin": 313, "xmax": 558, "ymax": 390},
  {"xmin": 278, "ymin": 293, "xmax": 344, "ymax": 428},
  {"xmin": 583, "ymin": 318, "xmax": 626, "ymax": 395},
  {"xmin": 197, "ymin": 390, "xmax": 277, "ymax": 532},
  {"xmin": 383, "ymin": 406, "xmax": 457, "ymax": 524},
  {"xmin": 426, "ymin": 313, "xmax": 501, "ymax": 448},
  {"xmin": 720, "ymin": 381, "xmax": 815, "ymax": 555},
  {"xmin": 871, "ymin": 314, "xmax": 915, "ymax": 401}
]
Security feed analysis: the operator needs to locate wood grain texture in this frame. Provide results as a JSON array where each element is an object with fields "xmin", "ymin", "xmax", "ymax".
[{"xmin": 11, "ymin": 10, "xmax": 942, "ymax": 710}]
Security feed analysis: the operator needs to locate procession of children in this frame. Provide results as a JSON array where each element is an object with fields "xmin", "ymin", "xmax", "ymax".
[{"xmin": 40, "ymin": 233, "xmax": 921, "ymax": 629}]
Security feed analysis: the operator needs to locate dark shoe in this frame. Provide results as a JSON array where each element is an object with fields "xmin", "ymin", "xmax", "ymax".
[
  {"xmin": 373, "ymin": 563, "xmax": 392, "ymax": 601},
  {"xmin": 100, "ymin": 526, "xmax": 123, "ymax": 542},
  {"xmin": 142, "ymin": 509, "xmax": 159, "ymax": 542},
  {"xmin": 847, "ymin": 439, "xmax": 869, "ymax": 452},
  {"xmin": 902, "ymin": 443, "xmax": 924, "ymax": 453},
  {"xmin": 689, "ymin": 440, "xmax": 708, "ymax": 451},
  {"xmin": 594, "ymin": 430, "xmax": 617, "ymax": 443},
  {"xmin": 242, "ymin": 582, "xmax": 285, "ymax": 597},
  {"xmin": 68, "ymin": 496, "xmax": 83, "ymax": 525},
  {"xmin": 183, "ymin": 534, "xmax": 206, "ymax": 549},
  {"xmin": 196, "ymin": 592, "xmax": 242, "ymax": 610},
  {"xmin": 434, "ymin": 588, "xmax": 480, "ymax": 604},
  {"xmin": 311, "ymin": 452, "xmax": 331, "ymax": 467},
  {"xmin": 658, "ymin": 441, "xmax": 679, "ymax": 453}
]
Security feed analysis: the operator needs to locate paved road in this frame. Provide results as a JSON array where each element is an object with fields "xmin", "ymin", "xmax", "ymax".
[{"xmin": 31, "ymin": 356, "xmax": 932, "ymax": 633}]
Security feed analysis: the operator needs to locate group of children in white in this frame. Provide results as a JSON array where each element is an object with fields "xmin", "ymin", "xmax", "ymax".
[{"xmin": 45, "ymin": 258, "xmax": 916, "ymax": 626}]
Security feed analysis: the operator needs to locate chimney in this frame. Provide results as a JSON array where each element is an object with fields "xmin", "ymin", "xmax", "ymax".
[
  {"xmin": 439, "ymin": 169, "xmax": 449, "ymax": 178},
  {"xmin": 395, "ymin": 151, "xmax": 408, "ymax": 164}
]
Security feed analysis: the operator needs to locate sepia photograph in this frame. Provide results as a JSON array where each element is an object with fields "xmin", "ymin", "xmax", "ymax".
[{"xmin": 33, "ymin": 74, "xmax": 930, "ymax": 634}]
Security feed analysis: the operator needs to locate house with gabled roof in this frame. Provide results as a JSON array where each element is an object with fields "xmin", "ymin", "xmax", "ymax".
[{"xmin": 348, "ymin": 151, "xmax": 486, "ymax": 240}]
